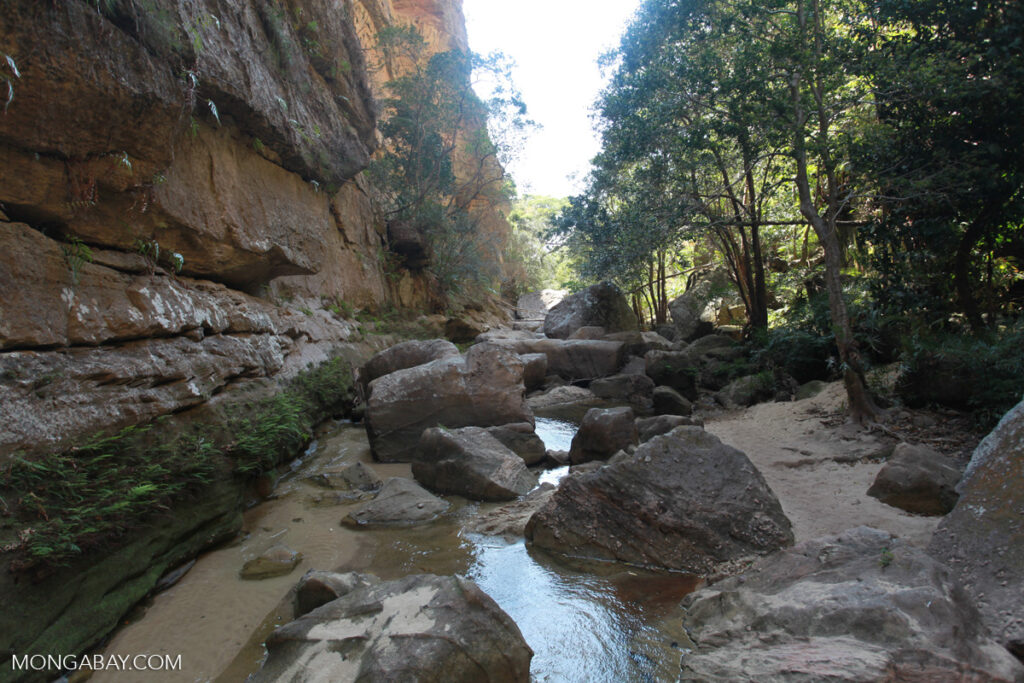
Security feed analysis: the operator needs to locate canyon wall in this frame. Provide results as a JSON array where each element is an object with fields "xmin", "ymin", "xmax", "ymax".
[{"xmin": 0, "ymin": 0, "xmax": 508, "ymax": 460}]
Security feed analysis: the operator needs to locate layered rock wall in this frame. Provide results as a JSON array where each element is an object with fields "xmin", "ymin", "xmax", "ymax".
[{"xmin": 0, "ymin": 0, "xmax": 505, "ymax": 460}]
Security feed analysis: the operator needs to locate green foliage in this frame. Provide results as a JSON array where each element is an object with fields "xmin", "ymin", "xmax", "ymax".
[
  {"xmin": 879, "ymin": 547, "xmax": 894, "ymax": 569},
  {"xmin": 898, "ymin": 322, "xmax": 1024, "ymax": 427},
  {"xmin": 61, "ymin": 236, "xmax": 93, "ymax": 285},
  {"xmin": 0, "ymin": 423, "xmax": 218, "ymax": 569},
  {"xmin": 134, "ymin": 238, "xmax": 184, "ymax": 274},
  {"xmin": 503, "ymin": 195, "xmax": 570, "ymax": 295},
  {"xmin": 0, "ymin": 358, "xmax": 354, "ymax": 569}
]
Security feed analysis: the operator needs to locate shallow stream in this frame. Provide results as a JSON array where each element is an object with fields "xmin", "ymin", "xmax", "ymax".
[{"xmin": 94, "ymin": 418, "xmax": 699, "ymax": 682}]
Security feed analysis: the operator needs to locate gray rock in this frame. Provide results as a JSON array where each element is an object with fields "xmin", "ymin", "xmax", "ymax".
[
  {"xmin": 527, "ymin": 385, "xmax": 603, "ymax": 421},
  {"xmin": 343, "ymin": 477, "xmax": 449, "ymax": 528},
  {"xmin": 254, "ymin": 574, "xmax": 533, "ymax": 683},
  {"xmin": 545, "ymin": 449, "xmax": 570, "ymax": 467},
  {"xmin": 478, "ymin": 337, "xmax": 627, "ymax": 381},
  {"xmin": 293, "ymin": 570, "xmax": 379, "ymax": 617},
  {"xmin": 487, "ymin": 422, "xmax": 547, "ymax": 466},
  {"xmin": 715, "ymin": 373, "xmax": 773, "ymax": 408},
  {"xmin": 654, "ymin": 323, "xmax": 677, "ymax": 341},
  {"xmin": 306, "ymin": 461, "xmax": 382, "ymax": 494},
  {"xmin": 543, "ymin": 282, "xmax": 639, "ymax": 339},
  {"xmin": 359, "ymin": 339, "xmax": 459, "ymax": 395},
  {"xmin": 635, "ymin": 414, "xmax": 703, "ymax": 442},
  {"xmin": 669, "ymin": 282, "xmax": 715, "ymax": 341},
  {"xmin": 516, "ymin": 289, "xmax": 566, "ymax": 320},
  {"xmin": 465, "ymin": 484, "xmax": 557, "ymax": 539},
  {"xmin": 681, "ymin": 526, "xmax": 1024, "ymax": 682},
  {"xmin": 527, "ymin": 426, "xmax": 793, "ymax": 572},
  {"xmin": 603, "ymin": 330, "xmax": 674, "ymax": 356},
  {"xmin": 519, "ymin": 352, "xmax": 548, "ymax": 391},
  {"xmin": 568, "ymin": 325, "xmax": 607, "ymax": 340},
  {"xmin": 589, "ymin": 373, "xmax": 655, "ymax": 408},
  {"xmin": 413, "ymin": 427, "xmax": 537, "ymax": 501},
  {"xmin": 240, "ymin": 545, "xmax": 302, "ymax": 581},
  {"xmin": 569, "ymin": 406, "xmax": 638, "ymax": 465},
  {"xmin": 929, "ymin": 397, "xmax": 1024, "ymax": 658},
  {"xmin": 652, "ymin": 385, "xmax": 693, "ymax": 416},
  {"xmin": 644, "ymin": 350, "xmax": 698, "ymax": 400},
  {"xmin": 866, "ymin": 443, "xmax": 961, "ymax": 515},
  {"xmin": 365, "ymin": 344, "xmax": 532, "ymax": 462}
]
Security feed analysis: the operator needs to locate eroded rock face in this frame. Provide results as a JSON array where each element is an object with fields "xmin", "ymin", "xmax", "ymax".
[
  {"xmin": 413, "ymin": 427, "xmax": 536, "ymax": 501},
  {"xmin": 867, "ymin": 443, "xmax": 961, "ymax": 515},
  {"xmin": 929, "ymin": 398, "xmax": 1024, "ymax": 657},
  {"xmin": 680, "ymin": 527, "xmax": 1024, "ymax": 682},
  {"xmin": 365, "ymin": 344, "xmax": 532, "ymax": 462},
  {"xmin": 543, "ymin": 282, "xmax": 639, "ymax": 339},
  {"xmin": 253, "ymin": 574, "xmax": 533, "ymax": 683},
  {"xmin": 526, "ymin": 426, "xmax": 793, "ymax": 572}
]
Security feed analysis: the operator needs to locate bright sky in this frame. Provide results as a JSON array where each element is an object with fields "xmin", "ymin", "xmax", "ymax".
[{"xmin": 463, "ymin": 0, "xmax": 642, "ymax": 199}]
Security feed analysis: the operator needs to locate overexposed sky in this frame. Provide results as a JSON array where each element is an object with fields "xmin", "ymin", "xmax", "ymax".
[{"xmin": 463, "ymin": 0, "xmax": 642, "ymax": 199}]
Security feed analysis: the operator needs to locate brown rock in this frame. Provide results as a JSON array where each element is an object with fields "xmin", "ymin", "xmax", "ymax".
[
  {"xmin": 652, "ymin": 385, "xmax": 693, "ymax": 416},
  {"xmin": 240, "ymin": 545, "xmax": 303, "ymax": 580},
  {"xmin": 413, "ymin": 427, "xmax": 536, "ymax": 501},
  {"xmin": 569, "ymin": 407, "xmax": 638, "ymax": 465},
  {"xmin": 360, "ymin": 339, "xmax": 460, "ymax": 394},
  {"xmin": 365, "ymin": 344, "xmax": 532, "ymax": 462},
  {"xmin": 867, "ymin": 443, "xmax": 961, "ymax": 515},
  {"xmin": 635, "ymin": 415, "xmax": 703, "ymax": 442},
  {"xmin": 293, "ymin": 570, "xmax": 379, "ymax": 618},
  {"xmin": 526, "ymin": 426, "xmax": 793, "ymax": 572},
  {"xmin": 543, "ymin": 282, "xmax": 639, "ymax": 339},
  {"xmin": 519, "ymin": 352, "xmax": 548, "ymax": 391},
  {"xmin": 487, "ymin": 422, "xmax": 547, "ymax": 466},
  {"xmin": 343, "ymin": 477, "xmax": 449, "ymax": 528}
]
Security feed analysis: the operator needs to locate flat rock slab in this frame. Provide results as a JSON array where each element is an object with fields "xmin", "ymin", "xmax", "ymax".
[
  {"xmin": 526, "ymin": 426, "xmax": 793, "ymax": 572},
  {"xmin": 543, "ymin": 282, "xmax": 638, "ymax": 339},
  {"xmin": 253, "ymin": 574, "xmax": 533, "ymax": 682},
  {"xmin": 240, "ymin": 545, "xmax": 303, "ymax": 581},
  {"xmin": 680, "ymin": 526, "xmax": 1024, "ymax": 682},
  {"xmin": 343, "ymin": 477, "xmax": 449, "ymax": 528},
  {"xmin": 413, "ymin": 427, "xmax": 537, "ymax": 502}
]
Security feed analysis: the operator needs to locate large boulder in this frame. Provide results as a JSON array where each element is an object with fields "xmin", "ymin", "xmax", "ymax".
[
  {"xmin": 477, "ymin": 337, "xmax": 627, "ymax": 381},
  {"xmin": 680, "ymin": 527, "xmax": 1024, "ymax": 682},
  {"xmin": 569, "ymin": 407, "xmax": 638, "ymax": 465},
  {"xmin": 714, "ymin": 372, "xmax": 773, "ymax": 408},
  {"xmin": 668, "ymin": 281, "xmax": 715, "ymax": 341},
  {"xmin": 365, "ymin": 344, "xmax": 532, "ymax": 462},
  {"xmin": 929, "ymin": 398, "xmax": 1024, "ymax": 658},
  {"xmin": 412, "ymin": 427, "xmax": 537, "ymax": 502},
  {"xmin": 254, "ymin": 574, "xmax": 533, "ymax": 682},
  {"xmin": 589, "ymin": 373, "xmax": 655, "ymax": 409},
  {"xmin": 526, "ymin": 426, "xmax": 793, "ymax": 572},
  {"xmin": 527, "ymin": 385, "xmax": 604, "ymax": 421},
  {"xmin": 543, "ymin": 282, "xmax": 639, "ymax": 339},
  {"xmin": 343, "ymin": 477, "xmax": 449, "ymax": 528},
  {"xmin": 487, "ymin": 422, "xmax": 547, "ymax": 466},
  {"xmin": 652, "ymin": 385, "xmax": 693, "ymax": 416},
  {"xmin": 644, "ymin": 351, "xmax": 698, "ymax": 400},
  {"xmin": 519, "ymin": 352, "xmax": 548, "ymax": 391},
  {"xmin": 359, "ymin": 339, "xmax": 460, "ymax": 396},
  {"xmin": 603, "ymin": 330, "xmax": 673, "ymax": 356},
  {"xmin": 867, "ymin": 443, "xmax": 961, "ymax": 515}
]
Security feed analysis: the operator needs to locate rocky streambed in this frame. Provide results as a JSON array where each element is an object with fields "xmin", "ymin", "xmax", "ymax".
[{"xmin": 91, "ymin": 417, "xmax": 701, "ymax": 682}]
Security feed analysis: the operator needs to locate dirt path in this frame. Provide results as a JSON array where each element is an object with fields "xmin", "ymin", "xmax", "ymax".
[{"xmin": 705, "ymin": 382, "xmax": 941, "ymax": 548}]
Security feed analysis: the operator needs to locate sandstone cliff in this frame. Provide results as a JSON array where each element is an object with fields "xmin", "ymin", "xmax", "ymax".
[{"xmin": 0, "ymin": 0, "xmax": 509, "ymax": 459}]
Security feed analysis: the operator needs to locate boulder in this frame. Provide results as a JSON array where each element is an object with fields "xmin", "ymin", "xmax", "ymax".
[
  {"xmin": 487, "ymin": 422, "xmax": 547, "ymax": 466},
  {"xmin": 603, "ymin": 330, "xmax": 673, "ymax": 356},
  {"xmin": 635, "ymin": 415, "xmax": 703, "ymax": 443},
  {"xmin": 516, "ymin": 289, "xmax": 566, "ymax": 321},
  {"xmin": 413, "ymin": 427, "xmax": 537, "ymax": 502},
  {"xmin": 254, "ymin": 574, "xmax": 533, "ymax": 683},
  {"xmin": 478, "ymin": 337, "xmax": 627, "ymax": 381},
  {"xmin": 543, "ymin": 282, "xmax": 639, "ymax": 339},
  {"xmin": 445, "ymin": 316, "xmax": 487, "ymax": 344},
  {"xmin": 589, "ymin": 373, "xmax": 655, "ymax": 408},
  {"xmin": 568, "ymin": 325, "xmax": 607, "ymax": 340},
  {"xmin": 239, "ymin": 545, "xmax": 303, "ymax": 581},
  {"xmin": 669, "ymin": 282, "xmax": 715, "ymax": 341},
  {"xmin": 365, "ymin": 344, "xmax": 532, "ymax": 462},
  {"xmin": 680, "ymin": 527, "xmax": 1024, "ymax": 682},
  {"xmin": 929, "ymin": 397, "xmax": 1024, "ymax": 658},
  {"xmin": 654, "ymin": 323, "xmax": 677, "ymax": 342},
  {"xmin": 644, "ymin": 351, "xmax": 698, "ymax": 400},
  {"xmin": 652, "ymin": 385, "xmax": 693, "ymax": 416},
  {"xmin": 465, "ymin": 483, "xmax": 557, "ymax": 539},
  {"xmin": 527, "ymin": 385, "xmax": 603, "ymax": 421},
  {"xmin": 569, "ymin": 407, "xmax": 638, "ymax": 465},
  {"xmin": 519, "ymin": 352, "xmax": 548, "ymax": 391},
  {"xmin": 306, "ymin": 461, "xmax": 382, "ymax": 496},
  {"xmin": 715, "ymin": 373, "xmax": 773, "ymax": 408},
  {"xmin": 360, "ymin": 339, "xmax": 460, "ymax": 395},
  {"xmin": 527, "ymin": 426, "xmax": 792, "ymax": 572},
  {"xmin": 293, "ymin": 570, "xmax": 379, "ymax": 618},
  {"xmin": 343, "ymin": 477, "xmax": 449, "ymax": 528},
  {"xmin": 866, "ymin": 443, "xmax": 961, "ymax": 515}
]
